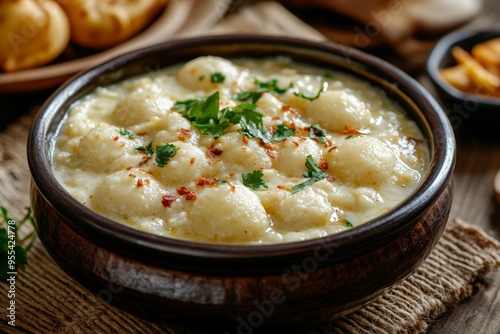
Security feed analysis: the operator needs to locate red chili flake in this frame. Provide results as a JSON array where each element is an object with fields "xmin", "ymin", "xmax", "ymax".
[
  {"xmin": 258, "ymin": 140, "xmax": 277, "ymax": 158},
  {"xmin": 189, "ymin": 157, "xmax": 196, "ymax": 165},
  {"xmin": 318, "ymin": 158, "xmax": 329, "ymax": 171},
  {"xmin": 139, "ymin": 169, "xmax": 153, "ymax": 175},
  {"xmin": 288, "ymin": 107, "xmax": 301, "ymax": 117},
  {"xmin": 128, "ymin": 173, "xmax": 136, "ymax": 178},
  {"xmin": 136, "ymin": 179, "xmax": 144, "ymax": 187},
  {"xmin": 126, "ymin": 166, "xmax": 133, "ymax": 171},
  {"xmin": 176, "ymin": 187, "xmax": 197, "ymax": 201},
  {"xmin": 228, "ymin": 182, "xmax": 236, "ymax": 192},
  {"xmin": 196, "ymin": 176, "xmax": 217, "ymax": 186},
  {"xmin": 113, "ymin": 136, "xmax": 119, "ymax": 141},
  {"xmin": 328, "ymin": 146, "xmax": 338, "ymax": 153},
  {"xmin": 137, "ymin": 132, "xmax": 147, "ymax": 136},
  {"xmin": 281, "ymin": 104, "xmax": 291, "ymax": 111},
  {"xmin": 210, "ymin": 148, "xmax": 223, "ymax": 156},
  {"xmin": 344, "ymin": 125, "xmax": 365, "ymax": 136},
  {"xmin": 271, "ymin": 116, "xmax": 281, "ymax": 121},
  {"xmin": 161, "ymin": 194, "xmax": 178, "ymax": 208},
  {"xmin": 180, "ymin": 128, "xmax": 192, "ymax": 137},
  {"xmin": 139, "ymin": 155, "xmax": 152, "ymax": 166},
  {"xmin": 327, "ymin": 176, "xmax": 336, "ymax": 182},
  {"xmin": 242, "ymin": 136, "xmax": 249, "ymax": 144},
  {"xmin": 291, "ymin": 141, "xmax": 299, "ymax": 147},
  {"xmin": 277, "ymin": 185, "xmax": 291, "ymax": 191},
  {"xmin": 144, "ymin": 179, "xmax": 151, "ymax": 185}
]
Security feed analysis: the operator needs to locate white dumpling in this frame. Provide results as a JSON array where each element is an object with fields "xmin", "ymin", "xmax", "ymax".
[
  {"xmin": 112, "ymin": 79, "xmax": 174, "ymax": 126},
  {"xmin": 152, "ymin": 141, "xmax": 209, "ymax": 186},
  {"xmin": 186, "ymin": 184, "xmax": 270, "ymax": 243},
  {"xmin": 305, "ymin": 90, "xmax": 372, "ymax": 133},
  {"xmin": 270, "ymin": 187, "xmax": 332, "ymax": 232},
  {"xmin": 76, "ymin": 123, "xmax": 142, "ymax": 172},
  {"xmin": 326, "ymin": 136, "xmax": 398, "ymax": 187},
  {"xmin": 273, "ymin": 137, "xmax": 322, "ymax": 177},
  {"xmin": 91, "ymin": 169, "xmax": 165, "ymax": 218},
  {"xmin": 213, "ymin": 133, "xmax": 272, "ymax": 174},
  {"xmin": 151, "ymin": 112, "xmax": 198, "ymax": 145},
  {"xmin": 176, "ymin": 56, "xmax": 240, "ymax": 91}
]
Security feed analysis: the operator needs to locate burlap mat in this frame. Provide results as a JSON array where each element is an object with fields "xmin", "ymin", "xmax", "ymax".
[{"xmin": 1, "ymin": 117, "xmax": 500, "ymax": 334}]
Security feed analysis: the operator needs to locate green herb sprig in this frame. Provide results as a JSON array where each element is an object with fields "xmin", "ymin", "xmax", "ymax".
[
  {"xmin": 0, "ymin": 207, "xmax": 37, "ymax": 281},
  {"xmin": 242, "ymin": 170, "xmax": 268, "ymax": 190},
  {"xmin": 291, "ymin": 155, "xmax": 328, "ymax": 194}
]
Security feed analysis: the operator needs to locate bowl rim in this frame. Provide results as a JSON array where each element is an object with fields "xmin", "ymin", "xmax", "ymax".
[
  {"xmin": 426, "ymin": 29, "xmax": 500, "ymax": 107},
  {"xmin": 28, "ymin": 34, "xmax": 456, "ymax": 265}
]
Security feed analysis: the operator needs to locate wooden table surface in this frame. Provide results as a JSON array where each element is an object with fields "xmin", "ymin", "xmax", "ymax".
[{"xmin": 1, "ymin": 0, "xmax": 499, "ymax": 333}]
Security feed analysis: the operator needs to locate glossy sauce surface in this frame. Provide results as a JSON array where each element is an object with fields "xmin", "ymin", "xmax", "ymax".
[{"xmin": 53, "ymin": 56, "xmax": 429, "ymax": 244}]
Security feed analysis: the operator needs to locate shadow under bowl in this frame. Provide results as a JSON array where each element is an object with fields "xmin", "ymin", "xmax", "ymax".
[
  {"xmin": 28, "ymin": 35, "xmax": 455, "ymax": 333},
  {"xmin": 427, "ymin": 29, "xmax": 500, "ymax": 139}
]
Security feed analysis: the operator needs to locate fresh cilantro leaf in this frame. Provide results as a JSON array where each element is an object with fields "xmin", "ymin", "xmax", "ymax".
[
  {"xmin": 293, "ymin": 82, "xmax": 326, "ymax": 101},
  {"xmin": 323, "ymin": 71, "xmax": 334, "ymax": 78},
  {"xmin": 216, "ymin": 179, "xmax": 228, "ymax": 185},
  {"xmin": 291, "ymin": 155, "xmax": 328, "ymax": 194},
  {"xmin": 272, "ymin": 123, "xmax": 295, "ymax": 141},
  {"xmin": 222, "ymin": 103, "xmax": 263, "ymax": 125},
  {"xmin": 155, "ymin": 144, "xmax": 178, "ymax": 167},
  {"xmin": 309, "ymin": 124, "xmax": 327, "ymax": 144},
  {"xmin": 232, "ymin": 78, "xmax": 291, "ymax": 104},
  {"xmin": 255, "ymin": 78, "xmax": 290, "ymax": 94},
  {"xmin": 242, "ymin": 170, "xmax": 268, "ymax": 190},
  {"xmin": 119, "ymin": 128, "xmax": 139, "ymax": 139},
  {"xmin": 198, "ymin": 75, "xmax": 205, "ymax": 81},
  {"xmin": 345, "ymin": 134, "xmax": 358, "ymax": 139},
  {"xmin": 135, "ymin": 142, "xmax": 154, "ymax": 155},
  {"xmin": 238, "ymin": 118, "xmax": 272, "ymax": 143},
  {"xmin": 174, "ymin": 98, "xmax": 201, "ymax": 111},
  {"xmin": 346, "ymin": 220, "xmax": 354, "ymax": 228},
  {"xmin": 232, "ymin": 91, "xmax": 263, "ymax": 104},
  {"xmin": 210, "ymin": 72, "xmax": 226, "ymax": 83},
  {"xmin": 193, "ymin": 120, "xmax": 230, "ymax": 137}
]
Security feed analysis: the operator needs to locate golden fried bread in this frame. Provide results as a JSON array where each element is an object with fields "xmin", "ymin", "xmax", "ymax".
[
  {"xmin": 0, "ymin": 0, "xmax": 70, "ymax": 72},
  {"xmin": 56, "ymin": 0, "xmax": 168, "ymax": 49}
]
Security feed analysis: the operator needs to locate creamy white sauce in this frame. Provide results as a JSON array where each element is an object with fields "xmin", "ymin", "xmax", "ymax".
[{"xmin": 53, "ymin": 56, "xmax": 429, "ymax": 244}]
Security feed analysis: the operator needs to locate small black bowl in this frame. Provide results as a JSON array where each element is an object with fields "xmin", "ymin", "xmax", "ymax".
[{"xmin": 427, "ymin": 30, "xmax": 500, "ymax": 139}]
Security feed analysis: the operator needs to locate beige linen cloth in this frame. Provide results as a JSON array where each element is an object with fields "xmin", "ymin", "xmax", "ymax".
[{"xmin": 1, "ymin": 3, "xmax": 500, "ymax": 333}]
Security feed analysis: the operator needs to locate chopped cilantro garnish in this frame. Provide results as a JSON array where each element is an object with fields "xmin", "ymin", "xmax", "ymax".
[
  {"xmin": 155, "ymin": 144, "xmax": 178, "ymax": 167},
  {"xmin": 1, "ymin": 206, "xmax": 36, "ymax": 281},
  {"xmin": 323, "ymin": 71, "xmax": 334, "ymax": 78},
  {"xmin": 345, "ymin": 134, "xmax": 358, "ymax": 139},
  {"xmin": 175, "ymin": 92, "xmax": 229, "ymax": 137},
  {"xmin": 221, "ymin": 103, "xmax": 263, "ymax": 125},
  {"xmin": 242, "ymin": 170, "xmax": 268, "ymax": 190},
  {"xmin": 293, "ymin": 82, "xmax": 326, "ymax": 101},
  {"xmin": 291, "ymin": 155, "xmax": 328, "ymax": 194},
  {"xmin": 309, "ymin": 124, "xmax": 327, "ymax": 144},
  {"xmin": 255, "ymin": 78, "xmax": 291, "ymax": 94},
  {"xmin": 198, "ymin": 75, "xmax": 205, "ymax": 81},
  {"xmin": 232, "ymin": 78, "xmax": 291, "ymax": 103},
  {"xmin": 239, "ymin": 117, "xmax": 272, "ymax": 143},
  {"xmin": 119, "ymin": 128, "xmax": 139, "ymax": 139},
  {"xmin": 272, "ymin": 123, "xmax": 295, "ymax": 141},
  {"xmin": 232, "ymin": 91, "xmax": 263, "ymax": 104},
  {"xmin": 210, "ymin": 72, "xmax": 226, "ymax": 83},
  {"xmin": 346, "ymin": 220, "xmax": 354, "ymax": 227},
  {"xmin": 135, "ymin": 142, "xmax": 154, "ymax": 155},
  {"xmin": 216, "ymin": 179, "xmax": 228, "ymax": 185}
]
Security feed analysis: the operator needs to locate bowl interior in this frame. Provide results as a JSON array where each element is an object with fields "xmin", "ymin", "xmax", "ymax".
[{"xmin": 28, "ymin": 35, "xmax": 455, "ymax": 272}]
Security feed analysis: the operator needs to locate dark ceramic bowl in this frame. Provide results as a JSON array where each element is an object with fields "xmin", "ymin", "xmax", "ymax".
[
  {"xmin": 427, "ymin": 30, "xmax": 500, "ymax": 137},
  {"xmin": 28, "ymin": 35, "xmax": 455, "ymax": 333}
]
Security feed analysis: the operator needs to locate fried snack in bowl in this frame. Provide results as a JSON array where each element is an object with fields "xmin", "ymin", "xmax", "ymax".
[
  {"xmin": 56, "ymin": 0, "xmax": 168, "ymax": 49},
  {"xmin": 0, "ymin": 0, "xmax": 70, "ymax": 72}
]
